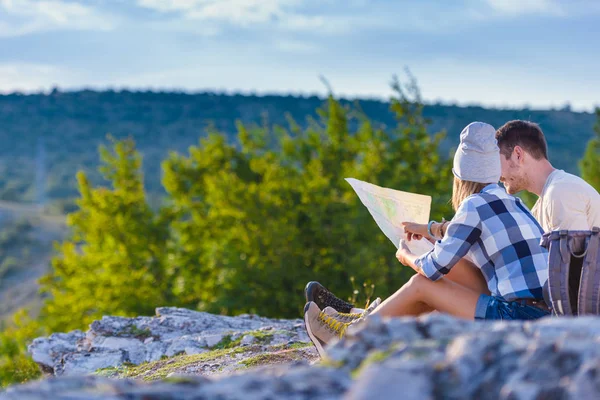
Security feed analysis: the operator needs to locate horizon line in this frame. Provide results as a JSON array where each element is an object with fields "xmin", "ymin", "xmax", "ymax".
[{"xmin": 0, "ymin": 85, "xmax": 596, "ymax": 115}]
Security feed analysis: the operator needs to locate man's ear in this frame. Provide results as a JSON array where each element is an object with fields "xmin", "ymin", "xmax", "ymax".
[{"xmin": 513, "ymin": 145, "xmax": 526, "ymax": 164}]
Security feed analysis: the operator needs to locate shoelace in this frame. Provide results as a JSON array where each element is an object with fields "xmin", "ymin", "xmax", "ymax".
[
  {"xmin": 317, "ymin": 311, "xmax": 349, "ymax": 338},
  {"xmin": 335, "ymin": 311, "xmax": 363, "ymax": 319}
]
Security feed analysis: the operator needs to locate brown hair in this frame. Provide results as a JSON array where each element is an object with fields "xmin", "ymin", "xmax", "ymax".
[
  {"xmin": 495, "ymin": 120, "xmax": 548, "ymax": 160},
  {"xmin": 451, "ymin": 176, "xmax": 487, "ymax": 211}
]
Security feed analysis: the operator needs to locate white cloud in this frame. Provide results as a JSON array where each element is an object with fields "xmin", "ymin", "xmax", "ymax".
[
  {"xmin": 0, "ymin": 0, "xmax": 115, "ymax": 37},
  {"xmin": 0, "ymin": 63, "xmax": 72, "ymax": 92},
  {"xmin": 484, "ymin": 0, "xmax": 600, "ymax": 17},
  {"xmin": 138, "ymin": 0, "xmax": 293, "ymax": 23},
  {"xmin": 282, "ymin": 14, "xmax": 326, "ymax": 31},
  {"xmin": 274, "ymin": 38, "xmax": 320, "ymax": 54},
  {"xmin": 485, "ymin": 0, "xmax": 565, "ymax": 16},
  {"xmin": 137, "ymin": 0, "xmax": 335, "ymax": 31}
]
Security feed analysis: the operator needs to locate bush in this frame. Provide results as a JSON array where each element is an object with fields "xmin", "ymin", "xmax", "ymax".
[{"xmin": 0, "ymin": 310, "xmax": 43, "ymax": 388}]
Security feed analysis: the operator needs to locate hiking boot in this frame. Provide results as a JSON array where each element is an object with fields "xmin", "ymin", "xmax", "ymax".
[
  {"xmin": 323, "ymin": 297, "xmax": 382, "ymax": 323},
  {"xmin": 304, "ymin": 281, "xmax": 354, "ymax": 313},
  {"xmin": 362, "ymin": 297, "xmax": 382, "ymax": 317},
  {"xmin": 303, "ymin": 302, "xmax": 349, "ymax": 357}
]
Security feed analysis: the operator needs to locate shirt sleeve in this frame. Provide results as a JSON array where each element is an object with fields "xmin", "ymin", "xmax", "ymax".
[
  {"xmin": 415, "ymin": 197, "xmax": 483, "ymax": 281},
  {"xmin": 546, "ymin": 185, "xmax": 589, "ymax": 231}
]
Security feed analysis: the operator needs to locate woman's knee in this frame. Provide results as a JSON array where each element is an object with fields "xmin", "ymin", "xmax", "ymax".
[{"xmin": 405, "ymin": 273, "xmax": 431, "ymax": 293}]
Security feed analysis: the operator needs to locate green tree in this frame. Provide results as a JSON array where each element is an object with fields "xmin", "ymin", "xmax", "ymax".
[
  {"xmin": 38, "ymin": 77, "xmax": 454, "ymax": 326},
  {"xmin": 162, "ymin": 76, "xmax": 453, "ymax": 317},
  {"xmin": 39, "ymin": 138, "xmax": 173, "ymax": 331},
  {"xmin": 580, "ymin": 107, "xmax": 600, "ymax": 191}
]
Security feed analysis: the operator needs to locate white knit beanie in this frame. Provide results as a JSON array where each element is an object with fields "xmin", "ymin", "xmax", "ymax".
[{"xmin": 452, "ymin": 122, "xmax": 501, "ymax": 184}]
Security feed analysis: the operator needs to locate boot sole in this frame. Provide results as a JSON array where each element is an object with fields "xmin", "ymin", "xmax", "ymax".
[{"xmin": 303, "ymin": 302, "xmax": 327, "ymax": 358}]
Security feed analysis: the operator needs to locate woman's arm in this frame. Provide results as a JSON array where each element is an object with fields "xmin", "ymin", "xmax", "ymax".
[
  {"xmin": 395, "ymin": 242, "xmax": 423, "ymax": 275},
  {"xmin": 403, "ymin": 220, "xmax": 448, "ymax": 242},
  {"xmin": 401, "ymin": 199, "xmax": 482, "ymax": 281}
]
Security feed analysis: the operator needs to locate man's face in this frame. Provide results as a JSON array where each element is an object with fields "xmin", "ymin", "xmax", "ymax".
[{"xmin": 499, "ymin": 148, "xmax": 528, "ymax": 194}]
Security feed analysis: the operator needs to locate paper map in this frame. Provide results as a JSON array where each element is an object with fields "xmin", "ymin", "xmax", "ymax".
[{"xmin": 346, "ymin": 178, "xmax": 434, "ymax": 256}]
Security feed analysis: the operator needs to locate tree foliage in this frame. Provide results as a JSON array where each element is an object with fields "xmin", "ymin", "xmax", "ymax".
[
  {"xmin": 0, "ymin": 89, "xmax": 594, "ymax": 205},
  {"xmin": 0, "ymin": 310, "xmax": 43, "ymax": 388},
  {"xmin": 39, "ymin": 138, "xmax": 173, "ymax": 332},
  {"xmin": 2, "ymin": 78, "xmax": 455, "ymax": 387},
  {"xmin": 38, "ymin": 78, "xmax": 452, "ymax": 327},
  {"xmin": 160, "ymin": 76, "xmax": 453, "ymax": 317},
  {"xmin": 3, "ymin": 81, "xmax": 599, "ymax": 389},
  {"xmin": 580, "ymin": 108, "xmax": 600, "ymax": 192}
]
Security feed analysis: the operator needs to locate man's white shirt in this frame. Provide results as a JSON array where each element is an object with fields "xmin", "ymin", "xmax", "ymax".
[{"xmin": 532, "ymin": 169, "xmax": 600, "ymax": 232}]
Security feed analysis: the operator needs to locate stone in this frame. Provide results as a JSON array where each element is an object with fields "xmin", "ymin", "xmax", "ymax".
[
  {"xmin": 28, "ymin": 330, "xmax": 85, "ymax": 372},
  {"xmin": 27, "ymin": 307, "xmax": 309, "ymax": 376},
  {"xmin": 240, "ymin": 334, "xmax": 256, "ymax": 345},
  {"xmin": 89, "ymin": 336, "xmax": 146, "ymax": 365},
  {"xmin": 13, "ymin": 310, "xmax": 600, "ymax": 399},
  {"xmin": 346, "ymin": 360, "xmax": 434, "ymax": 400},
  {"xmin": 203, "ymin": 334, "xmax": 224, "ymax": 348},
  {"xmin": 59, "ymin": 350, "xmax": 126, "ymax": 376}
]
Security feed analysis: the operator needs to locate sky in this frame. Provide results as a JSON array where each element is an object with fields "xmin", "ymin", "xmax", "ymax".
[{"xmin": 0, "ymin": 0, "xmax": 599, "ymax": 111}]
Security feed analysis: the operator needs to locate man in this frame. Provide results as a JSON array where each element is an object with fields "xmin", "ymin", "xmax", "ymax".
[{"xmin": 495, "ymin": 120, "xmax": 600, "ymax": 232}]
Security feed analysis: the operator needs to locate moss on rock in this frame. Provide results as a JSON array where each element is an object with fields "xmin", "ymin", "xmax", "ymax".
[{"xmin": 94, "ymin": 340, "xmax": 316, "ymax": 381}]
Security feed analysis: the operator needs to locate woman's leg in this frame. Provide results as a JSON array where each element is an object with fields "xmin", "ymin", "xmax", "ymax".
[
  {"xmin": 371, "ymin": 274, "xmax": 481, "ymax": 320},
  {"xmin": 444, "ymin": 259, "xmax": 490, "ymax": 295},
  {"xmin": 379, "ymin": 258, "xmax": 487, "ymax": 316}
]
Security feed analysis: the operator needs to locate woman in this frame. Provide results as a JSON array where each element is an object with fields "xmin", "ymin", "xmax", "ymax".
[{"xmin": 304, "ymin": 122, "xmax": 549, "ymax": 356}]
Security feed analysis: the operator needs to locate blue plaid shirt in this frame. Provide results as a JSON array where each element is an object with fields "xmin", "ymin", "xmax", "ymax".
[{"xmin": 415, "ymin": 184, "xmax": 548, "ymax": 301}]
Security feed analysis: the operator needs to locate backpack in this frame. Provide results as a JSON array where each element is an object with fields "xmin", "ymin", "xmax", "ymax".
[{"xmin": 541, "ymin": 227, "xmax": 600, "ymax": 316}]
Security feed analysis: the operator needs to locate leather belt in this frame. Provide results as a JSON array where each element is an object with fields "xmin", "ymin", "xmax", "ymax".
[{"xmin": 522, "ymin": 298, "xmax": 551, "ymax": 313}]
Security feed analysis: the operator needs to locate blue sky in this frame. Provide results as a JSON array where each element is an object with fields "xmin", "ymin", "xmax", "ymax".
[{"xmin": 0, "ymin": 0, "xmax": 599, "ymax": 110}]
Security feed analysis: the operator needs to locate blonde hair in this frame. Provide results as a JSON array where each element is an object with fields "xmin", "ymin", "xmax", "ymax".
[{"xmin": 451, "ymin": 176, "xmax": 488, "ymax": 211}]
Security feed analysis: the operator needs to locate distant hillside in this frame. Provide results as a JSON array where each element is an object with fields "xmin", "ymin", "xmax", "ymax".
[
  {"xmin": 0, "ymin": 90, "xmax": 595, "ymax": 207},
  {"xmin": 0, "ymin": 202, "xmax": 67, "ymax": 321}
]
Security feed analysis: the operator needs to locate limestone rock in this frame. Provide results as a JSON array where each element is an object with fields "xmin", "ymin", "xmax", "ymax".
[
  {"xmin": 27, "ymin": 307, "xmax": 310, "ymax": 376},
  {"xmin": 12, "ymin": 310, "xmax": 600, "ymax": 399},
  {"xmin": 1, "ymin": 366, "xmax": 351, "ymax": 400},
  {"xmin": 28, "ymin": 330, "xmax": 85, "ymax": 373}
]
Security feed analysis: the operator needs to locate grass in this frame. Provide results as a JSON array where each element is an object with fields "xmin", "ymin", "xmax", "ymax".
[
  {"xmin": 93, "ymin": 328, "xmax": 314, "ymax": 382},
  {"xmin": 238, "ymin": 347, "xmax": 309, "ymax": 369},
  {"xmin": 212, "ymin": 334, "xmax": 242, "ymax": 349},
  {"xmin": 270, "ymin": 342, "xmax": 312, "ymax": 351},
  {"xmin": 212, "ymin": 329, "xmax": 280, "ymax": 349},
  {"xmin": 247, "ymin": 329, "xmax": 277, "ymax": 345},
  {"xmin": 104, "ymin": 346, "xmax": 254, "ymax": 381},
  {"xmin": 95, "ymin": 362, "xmax": 136, "ymax": 377},
  {"xmin": 119, "ymin": 325, "xmax": 153, "ymax": 341},
  {"xmin": 351, "ymin": 348, "xmax": 394, "ymax": 378}
]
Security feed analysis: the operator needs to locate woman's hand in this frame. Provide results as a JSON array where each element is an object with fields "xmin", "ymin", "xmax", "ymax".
[
  {"xmin": 396, "ymin": 239, "xmax": 415, "ymax": 266},
  {"xmin": 402, "ymin": 222, "xmax": 428, "ymax": 241}
]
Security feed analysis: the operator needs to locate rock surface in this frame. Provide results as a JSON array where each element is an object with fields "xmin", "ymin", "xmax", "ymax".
[
  {"xmin": 27, "ymin": 307, "xmax": 314, "ymax": 377},
  {"xmin": 6, "ymin": 310, "xmax": 600, "ymax": 399}
]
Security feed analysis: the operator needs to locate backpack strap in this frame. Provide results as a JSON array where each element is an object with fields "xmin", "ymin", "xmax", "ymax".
[
  {"xmin": 580, "ymin": 227, "xmax": 600, "ymax": 314},
  {"xmin": 547, "ymin": 230, "xmax": 574, "ymax": 315}
]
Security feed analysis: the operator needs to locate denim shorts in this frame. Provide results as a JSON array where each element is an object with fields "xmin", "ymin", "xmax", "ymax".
[{"xmin": 474, "ymin": 294, "xmax": 551, "ymax": 320}]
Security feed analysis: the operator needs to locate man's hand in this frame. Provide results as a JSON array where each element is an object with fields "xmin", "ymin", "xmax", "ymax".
[{"xmin": 396, "ymin": 239, "xmax": 414, "ymax": 266}]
